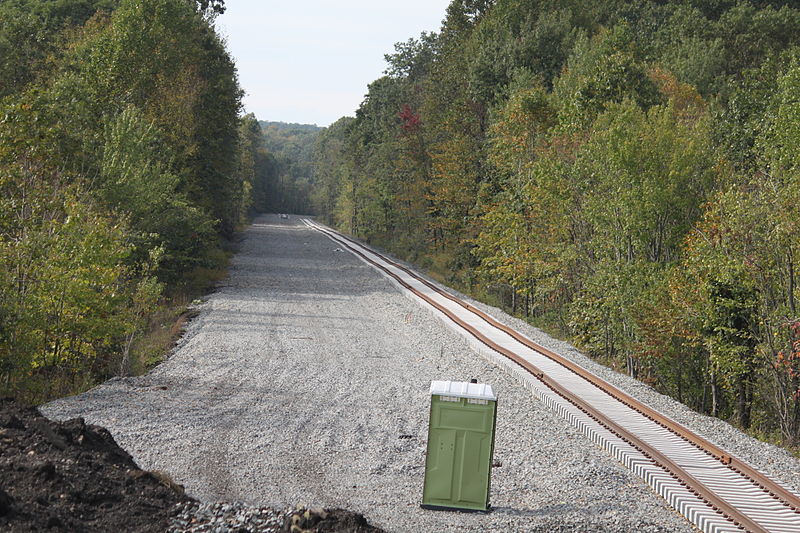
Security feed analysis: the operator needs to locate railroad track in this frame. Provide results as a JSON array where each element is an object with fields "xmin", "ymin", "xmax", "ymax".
[{"xmin": 303, "ymin": 218, "xmax": 800, "ymax": 533}]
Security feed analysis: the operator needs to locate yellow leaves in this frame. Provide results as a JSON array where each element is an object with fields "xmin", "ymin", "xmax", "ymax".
[{"xmin": 647, "ymin": 66, "xmax": 707, "ymax": 122}]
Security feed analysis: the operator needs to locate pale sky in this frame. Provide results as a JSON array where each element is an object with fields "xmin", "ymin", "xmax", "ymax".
[{"xmin": 216, "ymin": 1, "xmax": 452, "ymax": 127}]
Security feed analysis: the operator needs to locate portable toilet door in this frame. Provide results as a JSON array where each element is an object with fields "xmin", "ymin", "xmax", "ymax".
[{"xmin": 421, "ymin": 380, "xmax": 497, "ymax": 512}]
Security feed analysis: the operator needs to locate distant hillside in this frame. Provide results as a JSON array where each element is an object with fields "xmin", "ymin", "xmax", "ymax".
[
  {"xmin": 260, "ymin": 121, "xmax": 322, "ymax": 133},
  {"xmin": 258, "ymin": 121, "xmax": 321, "ymax": 166},
  {"xmin": 257, "ymin": 121, "xmax": 321, "ymax": 214}
]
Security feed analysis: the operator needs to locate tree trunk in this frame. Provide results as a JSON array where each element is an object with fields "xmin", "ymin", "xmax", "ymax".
[
  {"xmin": 627, "ymin": 355, "xmax": 637, "ymax": 378},
  {"xmin": 119, "ymin": 331, "xmax": 137, "ymax": 377},
  {"xmin": 737, "ymin": 374, "xmax": 752, "ymax": 429},
  {"xmin": 789, "ymin": 253, "xmax": 796, "ymax": 315},
  {"xmin": 701, "ymin": 379, "xmax": 708, "ymax": 414},
  {"xmin": 711, "ymin": 371, "xmax": 719, "ymax": 417},
  {"xmin": 792, "ymin": 392, "xmax": 800, "ymax": 446}
]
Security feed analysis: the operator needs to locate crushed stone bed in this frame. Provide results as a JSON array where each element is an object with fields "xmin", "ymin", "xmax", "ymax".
[
  {"xmin": 167, "ymin": 502, "xmax": 384, "ymax": 533},
  {"xmin": 42, "ymin": 213, "xmax": 741, "ymax": 532}
]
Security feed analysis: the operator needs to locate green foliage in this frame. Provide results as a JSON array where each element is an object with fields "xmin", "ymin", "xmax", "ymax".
[
  {"xmin": 0, "ymin": 157, "xmax": 158, "ymax": 398},
  {"xmin": 760, "ymin": 61, "xmax": 800, "ymax": 172},
  {"xmin": 100, "ymin": 106, "xmax": 179, "ymax": 216},
  {"xmin": 702, "ymin": 278, "xmax": 759, "ymax": 384},
  {"xmin": 487, "ymin": 84, "xmax": 556, "ymax": 178},
  {"xmin": 0, "ymin": 0, "xmax": 251, "ymax": 402},
  {"xmin": 385, "ymin": 32, "xmax": 438, "ymax": 82},
  {"xmin": 637, "ymin": 5, "xmax": 726, "ymax": 96},
  {"xmin": 56, "ymin": 0, "xmax": 245, "ymax": 236},
  {"xmin": 258, "ymin": 120, "xmax": 322, "ymax": 214},
  {"xmin": 466, "ymin": 2, "xmax": 585, "ymax": 101},
  {"xmin": 100, "ymin": 106, "xmax": 217, "ymax": 280},
  {"xmin": 195, "ymin": 0, "xmax": 225, "ymax": 15},
  {"xmin": 0, "ymin": 0, "xmax": 118, "ymax": 98},
  {"xmin": 311, "ymin": 117, "xmax": 356, "ymax": 225},
  {"xmin": 309, "ymin": 0, "xmax": 800, "ymax": 446},
  {"xmin": 583, "ymin": 97, "xmax": 714, "ymax": 262},
  {"xmin": 715, "ymin": 2, "xmax": 800, "ymax": 76},
  {"xmin": 553, "ymin": 24, "xmax": 661, "ymax": 131}
]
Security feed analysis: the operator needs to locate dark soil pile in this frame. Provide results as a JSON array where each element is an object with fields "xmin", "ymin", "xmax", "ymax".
[
  {"xmin": 0, "ymin": 399, "xmax": 189, "ymax": 532},
  {"xmin": 282, "ymin": 507, "xmax": 386, "ymax": 533}
]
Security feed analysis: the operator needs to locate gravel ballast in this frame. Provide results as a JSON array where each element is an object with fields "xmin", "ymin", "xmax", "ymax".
[{"xmin": 41, "ymin": 214, "xmax": 797, "ymax": 532}]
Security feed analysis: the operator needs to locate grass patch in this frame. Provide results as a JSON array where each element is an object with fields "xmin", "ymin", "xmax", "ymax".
[
  {"xmin": 128, "ymin": 243, "xmax": 233, "ymax": 373},
  {"xmin": 7, "ymin": 367, "xmax": 97, "ymax": 406},
  {"xmin": 126, "ymin": 302, "xmax": 200, "ymax": 374}
]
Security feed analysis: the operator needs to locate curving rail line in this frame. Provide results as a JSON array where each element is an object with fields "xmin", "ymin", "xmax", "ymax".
[{"xmin": 303, "ymin": 218, "xmax": 800, "ymax": 533}]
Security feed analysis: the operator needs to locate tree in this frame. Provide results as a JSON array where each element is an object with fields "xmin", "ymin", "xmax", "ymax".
[
  {"xmin": 0, "ymin": 137, "xmax": 159, "ymax": 397},
  {"xmin": 309, "ymin": 0, "xmax": 800, "ymax": 446},
  {"xmin": 563, "ymin": 89, "xmax": 714, "ymax": 375},
  {"xmin": 553, "ymin": 24, "xmax": 660, "ymax": 131},
  {"xmin": 0, "ymin": 0, "xmax": 246, "ymax": 401},
  {"xmin": 312, "ymin": 118, "xmax": 355, "ymax": 226},
  {"xmin": 99, "ymin": 106, "xmax": 216, "ymax": 280},
  {"xmin": 195, "ymin": 0, "xmax": 224, "ymax": 15}
]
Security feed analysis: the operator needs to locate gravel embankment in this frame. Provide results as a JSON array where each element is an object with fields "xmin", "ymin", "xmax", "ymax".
[{"xmin": 41, "ymin": 213, "xmax": 753, "ymax": 532}]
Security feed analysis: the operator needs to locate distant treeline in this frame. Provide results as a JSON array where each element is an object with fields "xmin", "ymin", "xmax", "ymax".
[
  {"xmin": 258, "ymin": 121, "xmax": 321, "ymax": 214},
  {"xmin": 0, "ymin": 0, "xmax": 280, "ymax": 401},
  {"xmin": 311, "ymin": 0, "xmax": 800, "ymax": 446}
]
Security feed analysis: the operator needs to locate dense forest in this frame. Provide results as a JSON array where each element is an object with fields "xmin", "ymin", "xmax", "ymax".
[
  {"xmin": 311, "ymin": 0, "xmax": 800, "ymax": 446},
  {"xmin": 0, "ymin": 0, "xmax": 280, "ymax": 401},
  {"xmin": 258, "ymin": 121, "xmax": 320, "ymax": 214}
]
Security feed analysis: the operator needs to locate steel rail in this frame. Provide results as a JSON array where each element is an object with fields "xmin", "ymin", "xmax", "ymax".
[{"xmin": 304, "ymin": 219, "xmax": 800, "ymax": 533}]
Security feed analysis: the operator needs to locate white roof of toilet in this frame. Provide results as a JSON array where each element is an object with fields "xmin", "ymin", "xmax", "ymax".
[{"xmin": 429, "ymin": 380, "xmax": 496, "ymax": 401}]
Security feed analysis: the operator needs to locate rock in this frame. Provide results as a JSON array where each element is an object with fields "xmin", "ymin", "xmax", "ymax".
[{"xmin": 0, "ymin": 488, "xmax": 14, "ymax": 517}]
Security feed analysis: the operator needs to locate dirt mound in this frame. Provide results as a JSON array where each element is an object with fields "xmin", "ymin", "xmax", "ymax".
[
  {"xmin": 0, "ymin": 399, "xmax": 188, "ymax": 532},
  {"xmin": 282, "ymin": 507, "xmax": 386, "ymax": 533}
]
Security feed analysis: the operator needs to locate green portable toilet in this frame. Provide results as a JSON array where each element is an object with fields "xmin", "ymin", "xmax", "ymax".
[{"xmin": 421, "ymin": 380, "xmax": 497, "ymax": 512}]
